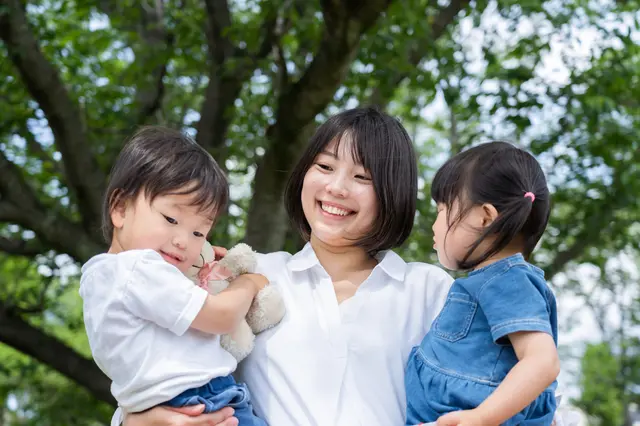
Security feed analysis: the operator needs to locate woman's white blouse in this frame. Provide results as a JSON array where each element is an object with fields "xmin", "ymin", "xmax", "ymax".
[{"xmin": 235, "ymin": 244, "xmax": 453, "ymax": 426}]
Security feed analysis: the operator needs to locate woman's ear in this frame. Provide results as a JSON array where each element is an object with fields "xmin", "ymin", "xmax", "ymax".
[{"xmin": 481, "ymin": 203, "xmax": 499, "ymax": 228}]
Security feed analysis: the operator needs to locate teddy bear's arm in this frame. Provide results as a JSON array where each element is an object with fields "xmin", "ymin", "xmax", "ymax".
[{"xmin": 246, "ymin": 284, "xmax": 286, "ymax": 334}]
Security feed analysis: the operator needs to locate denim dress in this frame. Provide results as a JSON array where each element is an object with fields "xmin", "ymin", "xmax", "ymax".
[{"xmin": 405, "ymin": 254, "xmax": 558, "ymax": 425}]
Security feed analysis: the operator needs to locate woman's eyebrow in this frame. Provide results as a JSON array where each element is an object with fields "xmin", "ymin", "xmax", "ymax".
[{"xmin": 319, "ymin": 150, "xmax": 338, "ymax": 158}]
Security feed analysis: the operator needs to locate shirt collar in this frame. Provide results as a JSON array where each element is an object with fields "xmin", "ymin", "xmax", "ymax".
[
  {"xmin": 374, "ymin": 249, "xmax": 406, "ymax": 282},
  {"xmin": 287, "ymin": 243, "xmax": 407, "ymax": 281},
  {"xmin": 287, "ymin": 243, "xmax": 321, "ymax": 272}
]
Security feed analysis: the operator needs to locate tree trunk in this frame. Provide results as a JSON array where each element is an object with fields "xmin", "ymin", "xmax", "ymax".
[{"xmin": 244, "ymin": 126, "xmax": 313, "ymax": 252}]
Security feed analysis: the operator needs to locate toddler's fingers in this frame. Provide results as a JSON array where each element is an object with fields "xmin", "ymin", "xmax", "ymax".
[{"xmin": 212, "ymin": 246, "xmax": 227, "ymax": 260}]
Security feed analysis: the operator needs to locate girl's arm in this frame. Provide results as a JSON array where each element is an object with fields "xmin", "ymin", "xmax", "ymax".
[
  {"xmin": 190, "ymin": 273, "xmax": 268, "ymax": 335},
  {"xmin": 437, "ymin": 331, "xmax": 560, "ymax": 426},
  {"xmin": 123, "ymin": 405, "xmax": 238, "ymax": 426}
]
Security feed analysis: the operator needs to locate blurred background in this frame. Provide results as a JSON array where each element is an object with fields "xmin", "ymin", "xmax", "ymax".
[{"xmin": 0, "ymin": 0, "xmax": 638, "ymax": 424}]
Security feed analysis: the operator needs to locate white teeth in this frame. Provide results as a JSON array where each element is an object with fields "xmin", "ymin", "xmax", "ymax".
[{"xmin": 321, "ymin": 203, "xmax": 350, "ymax": 216}]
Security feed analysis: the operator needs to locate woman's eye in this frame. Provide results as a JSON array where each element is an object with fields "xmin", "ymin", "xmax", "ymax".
[
  {"xmin": 355, "ymin": 174, "xmax": 372, "ymax": 181},
  {"xmin": 316, "ymin": 163, "xmax": 332, "ymax": 171},
  {"xmin": 193, "ymin": 231, "xmax": 204, "ymax": 238},
  {"xmin": 163, "ymin": 215, "xmax": 177, "ymax": 224}
]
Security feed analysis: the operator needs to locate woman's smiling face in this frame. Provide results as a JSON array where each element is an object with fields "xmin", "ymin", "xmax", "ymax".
[{"xmin": 300, "ymin": 135, "xmax": 378, "ymax": 248}]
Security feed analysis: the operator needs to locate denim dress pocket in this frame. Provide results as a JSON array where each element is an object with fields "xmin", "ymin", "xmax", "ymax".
[{"xmin": 433, "ymin": 292, "xmax": 477, "ymax": 342}]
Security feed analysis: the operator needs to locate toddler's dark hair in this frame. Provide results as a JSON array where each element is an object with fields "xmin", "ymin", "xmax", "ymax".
[
  {"xmin": 431, "ymin": 141, "xmax": 550, "ymax": 269},
  {"xmin": 101, "ymin": 126, "xmax": 229, "ymax": 242}
]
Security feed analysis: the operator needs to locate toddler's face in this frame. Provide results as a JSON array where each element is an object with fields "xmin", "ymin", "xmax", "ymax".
[
  {"xmin": 110, "ymin": 188, "xmax": 215, "ymax": 273},
  {"xmin": 432, "ymin": 201, "xmax": 485, "ymax": 270}
]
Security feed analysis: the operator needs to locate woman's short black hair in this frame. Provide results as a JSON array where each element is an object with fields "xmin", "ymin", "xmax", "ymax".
[
  {"xmin": 431, "ymin": 141, "xmax": 551, "ymax": 269},
  {"xmin": 284, "ymin": 106, "xmax": 418, "ymax": 254},
  {"xmin": 101, "ymin": 126, "xmax": 229, "ymax": 242}
]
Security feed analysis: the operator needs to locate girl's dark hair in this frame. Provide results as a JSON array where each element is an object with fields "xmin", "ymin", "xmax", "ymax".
[
  {"xmin": 285, "ymin": 106, "xmax": 418, "ymax": 254},
  {"xmin": 101, "ymin": 126, "xmax": 229, "ymax": 242},
  {"xmin": 431, "ymin": 141, "xmax": 550, "ymax": 270}
]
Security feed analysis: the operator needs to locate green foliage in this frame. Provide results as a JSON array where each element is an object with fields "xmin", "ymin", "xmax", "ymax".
[
  {"xmin": 566, "ymin": 253, "xmax": 640, "ymax": 425},
  {"xmin": 0, "ymin": 255, "xmax": 111, "ymax": 424},
  {"xmin": 575, "ymin": 343, "xmax": 625, "ymax": 425}
]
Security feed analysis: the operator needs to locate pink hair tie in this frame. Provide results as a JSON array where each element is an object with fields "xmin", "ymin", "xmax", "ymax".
[{"xmin": 524, "ymin": 192, "xmax": 535, "ymax": 202}]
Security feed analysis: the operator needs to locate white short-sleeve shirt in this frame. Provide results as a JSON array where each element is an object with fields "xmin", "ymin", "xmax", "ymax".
[
  {"xmin": 80, "ymin": 249, "xmax": 236, "ymax": 413},
  {"xmin": 235, "ymin": 243, "xmax": 452, "ymax": 426}
]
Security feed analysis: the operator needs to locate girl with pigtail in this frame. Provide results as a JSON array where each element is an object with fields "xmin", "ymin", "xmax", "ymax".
[{"xmin": 405, "ymin": 142, "xmax": 560, "ymax": 426}]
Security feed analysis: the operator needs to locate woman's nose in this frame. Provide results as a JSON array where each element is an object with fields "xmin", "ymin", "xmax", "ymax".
[{"xmin": 326, "ymin": 175, "xmax": 349, "ymax": 198}]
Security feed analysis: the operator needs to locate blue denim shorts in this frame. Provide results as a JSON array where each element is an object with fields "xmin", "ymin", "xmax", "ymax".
[{"xmin": 165, "ymin": 375, "xmax": 266, "ymax": 426}]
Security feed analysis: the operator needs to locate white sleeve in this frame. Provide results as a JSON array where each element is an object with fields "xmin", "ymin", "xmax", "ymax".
[
  {"xmin": 111, "ymin": 407, "xmax": 123, "ymax": 426},
  {"xmin": 122, "ymin": 250, "xmax": 208, "ymax": 336},
  {"xmin": 422, "ymin": 266, "xmax": 453, "ymax": 334},
  {"xmin": 406, "ymin": 264, "xmax": 453, "ymax": 343}
]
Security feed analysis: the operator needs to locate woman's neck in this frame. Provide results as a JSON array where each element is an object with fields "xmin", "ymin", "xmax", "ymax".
[{"xmin": 309, "ymin": 235, "xmax": 377, "ymax": 281}]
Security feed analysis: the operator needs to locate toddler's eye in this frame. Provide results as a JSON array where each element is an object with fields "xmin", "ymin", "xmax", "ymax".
[
  {"xmin": 164, "ymin": 215, "xmax": 177, "ymax": 224},
  {"xmin": 193, "ymin": 231, "xmax": 204, "ymax": 238}
]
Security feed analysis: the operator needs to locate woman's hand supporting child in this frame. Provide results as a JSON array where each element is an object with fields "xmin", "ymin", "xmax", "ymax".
[
  {"xmin": 191, "ymin": 273, "xmax": 268, "ymax": 335},
  {"xmin": 437, "ymin": 331, "xmax": 560, "ymax": 426}
]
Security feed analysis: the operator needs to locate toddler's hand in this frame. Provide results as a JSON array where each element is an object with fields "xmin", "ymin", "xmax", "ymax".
[
  {"xmin": 212, "ymin": 245, "xmax": 227, "ymax": 261},
  {"xmin": 437, "ymin": 409, "xmax": 495, "ymax": 426},
  {"xmin": 230, "ymin": 273, "xmax": 268, "ymax": 294}
]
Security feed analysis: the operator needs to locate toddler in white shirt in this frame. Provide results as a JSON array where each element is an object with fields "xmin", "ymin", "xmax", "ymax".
[{"xmin": 79, "ymin": 126, "xmax": 267, "ymax": 425}]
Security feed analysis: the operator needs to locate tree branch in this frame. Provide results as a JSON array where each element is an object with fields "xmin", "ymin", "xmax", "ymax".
[
  {"xmin": 545, "ymin": 238, "xmax": 589, "ymax": 281},
  {"xmin": 244, "ymin": 0, "xmax": 393, "ymax": 252},
  {"xmin": 0, "ymin": 148, "xmax": 44, "ymax": 217},
  {"xmin": 196, "ymin": 0, "xmax": 287, "ymax": 158},
  {"xmin": 196, "ymin": 0, "xmax": 246, "ymax": 154},
  {"xmin": 272, "ymin": 38, "xmax": 290, "ymax": 96},
  {"xmin": 0, "ymin": 307, "xmax": 115, "ymax": 406},
  {"xmin": 97, "ymin": 1, "xmax": 174, "ymax": 126},
  {"xmin": 203, "ymin": 0, "xmax": 235, "ymax": 64},
  {"xmin": 0, "ymin": 150, "xmax": 104, "ymax": 262},
  {"xmin": 0, "ymin": 236, "xmax": 45, "ymax": 257},
  {"xmin": 271, "ymin": 0, "xmax": 392, "ymax": 140},
  {"xmin": 131, "ymin": 1, "xmax": 173, "ymax": 125},
  {"xmin": 19, "ymin": 123, "xmax": 65, "ymax": 177},
  {"xmin": 0, "ymin": 0, "xmax": 105, "ymax": 232},
  {"xmin": 544, "ymin": 196, "xmax": 633, "ymax": 281},
  {"xmin": 250, "ymin": 2, "xmax": 287, "ymax": 62},
  {"xmin": 0, "ymin": 199, "xmax": 21, "ymax": 223},
  {"xmin": 366, "ymin": 0, "xmax": 470, "ymax": 107}
]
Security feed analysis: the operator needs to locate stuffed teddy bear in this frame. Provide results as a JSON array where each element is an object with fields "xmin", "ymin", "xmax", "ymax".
[{"xmin": 186, "ymin": 242, "xmax": 285, "ymax": 362}]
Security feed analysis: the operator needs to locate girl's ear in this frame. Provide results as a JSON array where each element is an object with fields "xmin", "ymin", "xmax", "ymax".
[
  {"xmin": 480, "ymin": 203, "xmax": 499, "ymax": 228},
  {"xmin": 109, "ymin": 190, "xmax": 128, "ymax": 229}
]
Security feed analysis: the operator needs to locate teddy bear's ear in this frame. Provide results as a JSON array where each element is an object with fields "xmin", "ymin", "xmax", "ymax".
[
  {"xmin": 186, "ymin": 241, "xmax": 216, "ymax": 280},
  {"xmin": 200, "ymin": 241, "xmax": 215, "ymax": 263}
]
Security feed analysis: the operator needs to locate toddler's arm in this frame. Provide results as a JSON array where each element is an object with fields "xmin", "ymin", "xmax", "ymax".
[
  {"xmin": 437, "ymin": 331, "xmax": 560, "ymax": 426},
  {"xmin": 190, "ymin": 273, "xmax": 268, "ymax": 335},
  {"xmin": 119, "ymin": 250, "xmax": 266, "ymax": 337}
]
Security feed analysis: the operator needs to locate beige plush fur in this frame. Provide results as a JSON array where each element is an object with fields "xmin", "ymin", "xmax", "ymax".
[{"xmin": 187, "ymin": 243, "xmax": 285, "ymax": 362}]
